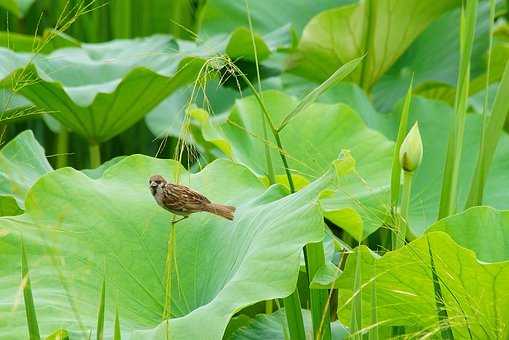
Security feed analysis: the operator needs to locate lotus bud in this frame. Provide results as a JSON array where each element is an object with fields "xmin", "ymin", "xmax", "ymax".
[{"xmin": 399, "ymin": 122, "xmax": 423, "ymax": 173}]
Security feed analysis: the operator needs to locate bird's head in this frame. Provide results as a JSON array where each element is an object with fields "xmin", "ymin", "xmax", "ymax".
[{"xmin": 149, "ymin": 175, "xmax": 167, "ymax": 195}]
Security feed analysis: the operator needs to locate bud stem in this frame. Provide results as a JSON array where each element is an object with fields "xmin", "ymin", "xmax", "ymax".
[{"xmin": 394, "ymin": 170, "xmax": 413, "ymax": 249}]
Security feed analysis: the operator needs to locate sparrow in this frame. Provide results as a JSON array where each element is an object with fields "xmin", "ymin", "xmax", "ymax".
[{"xmin": 149, "ymin": 175, "xmax": 235, "ymax": 222}]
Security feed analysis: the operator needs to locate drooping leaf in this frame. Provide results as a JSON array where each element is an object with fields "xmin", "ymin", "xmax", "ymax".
[{"xmin": 0, "ymin": 155, "xmax": 337, "ymax": 339}]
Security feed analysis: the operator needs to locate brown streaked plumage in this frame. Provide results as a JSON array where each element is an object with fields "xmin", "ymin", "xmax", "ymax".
[{"xmin": 149, "ymin": 175, "xmax": 235, "ymax": 222}]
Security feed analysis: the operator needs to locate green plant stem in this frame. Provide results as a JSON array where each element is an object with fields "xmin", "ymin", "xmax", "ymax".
[
  {"xmin": 393, "ymin": 171, "xmax": 413, "ymax": 249},
  {"xmin": 306, "ymin": 242, "xmax": 331, "ymax": 340},
  {"xmin": 56, "ymin": 129, "xmax": 69, "ymax": 168},
  {"xmin": 21, "ymin": 240, "xmax": 41, "ymax": 340},
  {"xmin": 89, "ymin": 142, "xmax": 101, "ymax": 168},
  {"xmin": 438, "ymin": 0, "xmax": 478, "ymax": 218},
  {"xmin": 283, "ymin": 290, "xmax": 306, "ymax": 340},
  {"xmin": 237, "ymin": 71, "xmax": 276, "ymax": 184},
  {"xmin": 465, "ymin": 0, "xmax": 496, "ymax": 208},
  {"xmin": 400, "ymin": 171, "xmax": 412, "ymax": 243},
  {"xmin": 273, "ymin": 133, "xmax": 295, "ymax": 192}
]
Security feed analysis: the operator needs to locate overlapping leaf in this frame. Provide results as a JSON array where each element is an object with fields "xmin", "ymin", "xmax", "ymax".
[{"xmin": 336, "ymin": 229, "xmax": 509, "ymax": 338}]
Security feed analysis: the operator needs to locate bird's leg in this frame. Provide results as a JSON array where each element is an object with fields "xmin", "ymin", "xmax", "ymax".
[{"xmin": 171, "ymin": 215, "xmax": 188, "ymax": 225}]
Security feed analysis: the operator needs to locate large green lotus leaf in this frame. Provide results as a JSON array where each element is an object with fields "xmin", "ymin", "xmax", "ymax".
[
  {"xmin": 287, "ymin": 0, "xmax": 460, "ymax": 90},
  {"xmin": 0, "ymin": 155, "xmax": 335, "ymax": 339},
  {"xmin": 229, "ymin": 309, "xmax": 349, "ymax": 340},
  {"xmin": 197, "ymin": 90, "xmax": 394, "ymax": 240},
  {"xmin": 0, "ymin": 30, "xmax": 286, "ymax": 143},
  {"xmin": 0, "ymin": 130, "xmax": 52, "ymax": 210},
  {"xmin": 336, "ymin": 232, "xmax": 509, "ymax": 338},
  {"xmin": 428, "ymin": 206, "xmax": 509, "ymax": 262},
  {"xmin": 198, "ymin": 0, "xmax": 353, "ymax": 36},
  {"xmin": 372, "ymin": 96, "xmax": 509, "ymax": 234},
  {"xmin": 0, "ymin": 0, "xmax": 35, "ymax": 17}
]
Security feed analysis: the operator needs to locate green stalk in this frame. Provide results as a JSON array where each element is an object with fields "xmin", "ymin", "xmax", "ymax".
[
  {"xmin": 56, "ymin": 129, "xmax": 68, "ymax": 168},
  {"xmin": 438, "ymin": 0, "xmax": 478, "ymax": 218},
  {"xmin": 89, "ymin": 142, "xmax": 101, "ymax": 168},
  {"xmin": 283, "ymin": 290, "xmax": 306, "ymax": 340},
  {"xmin": 465, "ymin": 0, "xmax": 497, "ymax": 208},
  {"xmin": 306, "ymin": 242, "xmax": 331, "ymax": 340},
  {"xmin": 244, "ymin": 0, "xmax": 275, "ymax": 185},
  {"xmin": 21, "ymin": 241, "xmax": 40, "ymax": 340},
  {"xmin": 111, "ymin": 0, "xmax": 132, "ymax": 38},
  {"xmin": 237, "ymin": 72, "xmax": 276, "ymax": 184},
  {"xmin": 466, "ymin": 62, "xmax": 509, "ymax": 207},
  {"xmin": 394, "ymin": 171, "xmax": 413, "ymax": 249}
]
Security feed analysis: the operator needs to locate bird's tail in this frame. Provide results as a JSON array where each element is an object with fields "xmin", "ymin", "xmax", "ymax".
[{"xmin": 205, "ymin": 203, "xmax": 236, "ymax": 221}]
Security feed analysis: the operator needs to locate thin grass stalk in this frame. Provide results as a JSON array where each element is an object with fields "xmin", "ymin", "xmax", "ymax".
[
  {"xmin": 96, "ymin": 279, "xmax": 106, "ymax": 340},
  {"xmin": 306, "ymin": 242, "xmax": 331, "ymax": 340},
  {"xmin": 438, "ymin": 0, "xmax": 478, "ymax": 218},
  {"xmin": 244, "ymin": 0, "xmax": 275, "ymax": 185},
  {"xmin": 56, "ymin": 129, "xmax": 68, "ymax": 168},
  {"xmin": 21, "ymin": 240, "xmax": 40, "ymax": 340},
  {"xmin": 466, "ymin": 61, "xmax": 509, "ymax": 207},
  {"xmin": 89, "ymin": 142, "xmax": 101, "ymax": 168}
]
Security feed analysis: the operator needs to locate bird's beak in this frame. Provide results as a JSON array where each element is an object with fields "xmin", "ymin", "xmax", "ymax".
[{"xmin": 150, "ymin": 181, "xmax": 158, "ymax": 187}]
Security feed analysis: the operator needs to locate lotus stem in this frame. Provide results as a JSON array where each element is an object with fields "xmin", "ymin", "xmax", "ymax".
[
  {"xmin": 56, "ymin": 129, "xmax": 69, "ymax": 168},
  {"xmin": 89, "ymin": 142, "xmax": 101, "ymax": 168}
]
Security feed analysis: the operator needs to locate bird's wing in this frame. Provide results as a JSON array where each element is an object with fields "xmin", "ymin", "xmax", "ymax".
[{"xmin": 163, "ymin": 183, "xmax": 210, "ymax": 213}]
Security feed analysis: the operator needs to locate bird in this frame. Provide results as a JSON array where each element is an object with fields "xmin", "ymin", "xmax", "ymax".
[{"xmin": 149, "ymin": 175, "xmax": 235, "ymax": 223}]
